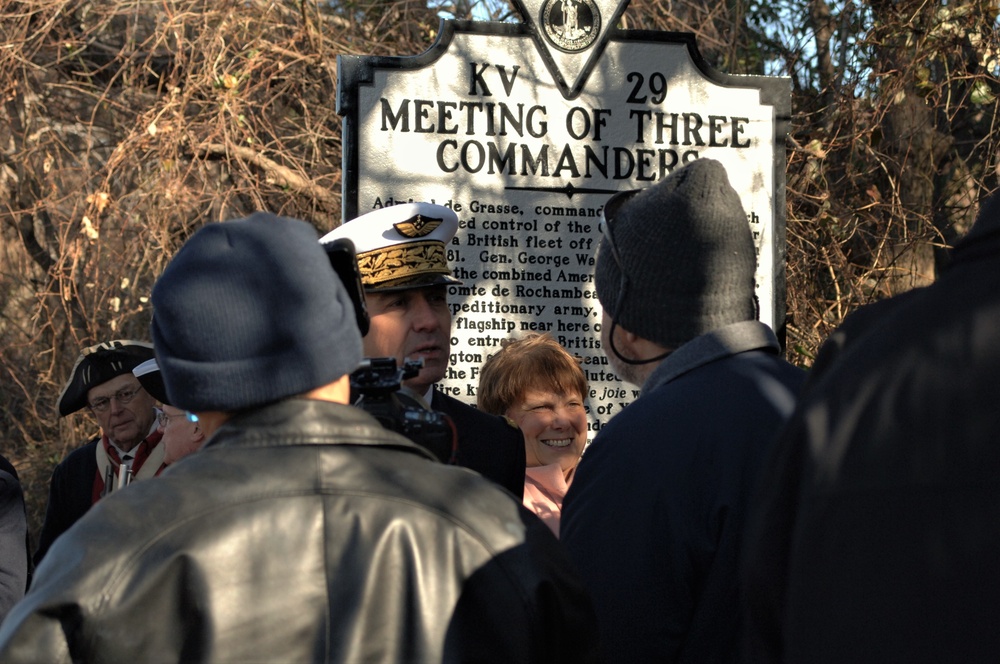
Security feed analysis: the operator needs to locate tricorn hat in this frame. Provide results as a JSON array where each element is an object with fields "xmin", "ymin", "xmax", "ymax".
[
  {"xmin": 319, "ymin": 202, "xmax": 462, "ymax": 292},
  {"xmin": 58, "ymin": 340, "xmax": 156, "ymax": 416},
  {"xmin": 132, "ymin": 358, "xmax": 169, "ymax": 405}
]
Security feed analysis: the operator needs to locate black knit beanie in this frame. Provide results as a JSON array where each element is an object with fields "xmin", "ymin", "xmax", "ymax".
[
  {"xmin": 595, "ymin": 158, "xmax": 757, "ymax": 348},
  {"xmin": 151, "ymin": 212, "xmax": 363, "ymax": 413}
]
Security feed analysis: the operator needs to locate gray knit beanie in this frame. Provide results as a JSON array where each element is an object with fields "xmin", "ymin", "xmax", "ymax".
[
  {"xmin": 595, "ymin": 158, "xmax": 757, "ymax": 348},
  {"xmin": 151, "ymin": 212, "xmax": 363, "ymax": 412}
]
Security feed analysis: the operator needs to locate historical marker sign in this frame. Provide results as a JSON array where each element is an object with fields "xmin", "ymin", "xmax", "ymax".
[{"xmin": 338, "ymin": 19, "xmax": 790, "ymax": 434}]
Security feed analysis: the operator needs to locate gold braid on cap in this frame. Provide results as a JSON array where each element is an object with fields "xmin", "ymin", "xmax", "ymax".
[{"xmin": 357, "ymin": 214, "xmax": 452, "ymax": 287}]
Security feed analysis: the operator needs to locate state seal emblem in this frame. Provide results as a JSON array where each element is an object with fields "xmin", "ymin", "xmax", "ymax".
[{"xmin": 540, "ymin": 0, "xmax": 601, "ymax": 53}]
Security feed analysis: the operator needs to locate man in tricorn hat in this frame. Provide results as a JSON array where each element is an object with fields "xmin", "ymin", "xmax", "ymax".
[
  {"xmin": 34, "ymin": 340, "xmax": 166, "ymax": 564},
  {"xmin": 322, "ymin": 203, "xmax": 526, "ymax": 498}
]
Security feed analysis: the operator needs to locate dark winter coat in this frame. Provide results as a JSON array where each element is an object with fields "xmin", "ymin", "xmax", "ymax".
[
  {"xmin": 32, "ymin": 437, "xmax": 99, "ymax": 566},
  {"xmin": 562, "ymin": 320, "xmax": 804, "ymax": 663},
  {"xmin": 432, "ymin": 389, "xmax": 526, "ymax": 499},
  {"xmin": 742, "ymin": 194, "xmax": 1000, "ymax": 663},
  {"xmin": 0, "ymin": 455, "xmax": 28, "ymax": 622}
]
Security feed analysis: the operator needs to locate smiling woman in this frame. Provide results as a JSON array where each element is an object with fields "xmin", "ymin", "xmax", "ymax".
[{"xmin": 478, "ymin": 333, "xmax": 588, "ymax": 537}]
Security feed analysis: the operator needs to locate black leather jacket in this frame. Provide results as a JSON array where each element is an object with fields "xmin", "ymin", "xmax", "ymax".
[{"xmin": 0, "ymin": 399, "xmax": 600, "ymax": 663}]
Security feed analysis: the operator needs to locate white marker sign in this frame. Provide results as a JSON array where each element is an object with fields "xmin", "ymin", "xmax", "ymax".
[{"xmin": 339, "ymin": 21, "xmax": 790, "ymax": 434}]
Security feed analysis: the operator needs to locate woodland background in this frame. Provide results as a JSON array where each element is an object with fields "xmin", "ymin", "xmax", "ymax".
[{"xmin": 2, "ymin": 0, "xmax": 998, "ymax": 542}]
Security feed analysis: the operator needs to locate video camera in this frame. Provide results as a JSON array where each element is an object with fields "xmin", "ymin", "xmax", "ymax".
[
  {"xmin": 350, "ymin": 357, "xmax": 457, "ymax": 464},
  {"xmin": 322, "ymin": 238, "xmax": 458, "ymax": 463}
]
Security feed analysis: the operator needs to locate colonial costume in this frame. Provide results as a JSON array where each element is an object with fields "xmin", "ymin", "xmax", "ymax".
[{"xmin": 34, "ymin": 340, "xmax": 166, "ymax": 565}]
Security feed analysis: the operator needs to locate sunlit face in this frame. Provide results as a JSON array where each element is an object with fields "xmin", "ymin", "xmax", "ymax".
[
  {"xmin": 506, "ymin": 388, "xmax": 587, "ymax": 475},
  {"xmin": 87, "ymin": 373, "xmax": 157, "ymax": 452},
  {"xmin": 363, "ymin": 285, "xmax": 451, "ymax": 395},
  {"xmin": 158, "ymin": 404, "xmax": 203, "ymax": 465}
]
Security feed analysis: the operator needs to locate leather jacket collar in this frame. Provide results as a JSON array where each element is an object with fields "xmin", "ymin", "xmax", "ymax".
[{"xmin": 204, "ymin": 398, "xmax": 437, "ymax": 461}]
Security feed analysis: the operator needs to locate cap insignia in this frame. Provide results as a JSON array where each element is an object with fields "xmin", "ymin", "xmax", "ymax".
[{"xmin": 394, "ymin": 215, "xmax": 442, "ymax": 239}]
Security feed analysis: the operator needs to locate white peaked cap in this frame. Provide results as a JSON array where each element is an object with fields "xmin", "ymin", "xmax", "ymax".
[{"xmin": 320, "ymin": 202, "xmax": 462, "ymax": 292}]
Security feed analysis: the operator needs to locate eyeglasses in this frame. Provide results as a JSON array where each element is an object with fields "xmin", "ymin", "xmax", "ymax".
[
  {"xmin": 601, "ymin": 189, "xmax": 675, "ymax": 367},
  {"xmin": 601, "ymin": 217, "xmax": 627, "ymax": 282},
  {"xmin": 88, "ymin": 386, "xmax": 143, "ymax": 413},
  {"xmin": 600, "ymin": 189, "xmax": 641, "ymax": 316},
  {"xmin": 157, "ymin": 411, "xmax": 199, "ymax": 428}
]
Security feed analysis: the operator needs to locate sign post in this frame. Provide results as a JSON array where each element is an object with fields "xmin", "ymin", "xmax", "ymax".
[{"xmin": 338, "ymin": 17, "xmax": 790, "ymax": 433}]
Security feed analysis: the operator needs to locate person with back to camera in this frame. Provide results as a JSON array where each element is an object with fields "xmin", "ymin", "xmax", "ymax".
[
  {"xmin": 741, "ymin": 191, "xmax": 1000, "ymax": 663},
  {"xmin": 477, "ymin": 333, "xmax": 588, "ymax": 537},
  {"xmin": 321, "ymin": 202, "xmax": 527, "ymax": 498},
  {"xmin": 0, "ymin": 211, "xmax": 601, "ymax": 663},
  {"xmin": 0, "ymin": 454, "xmax": 29, "ymax": 623},
  {"xmin": 560, "ymin": 158, "xmax": 806, "ymax": 663}
]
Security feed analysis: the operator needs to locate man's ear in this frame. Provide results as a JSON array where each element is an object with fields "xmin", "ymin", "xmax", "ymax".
[
  {"xmin": 610, "ymin": 322, "xmax": 641, "ymax": 356},
  {"xmin": 193, "ymin": 411, "xmax": 230, "ymax": 440},
  {"xmin": 615, "ymin": 323, "xmax": 672, "ymax": 363},
  {"xmin": 619, "ymin": 326, "xmax": 641, "ymax": 347}
]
